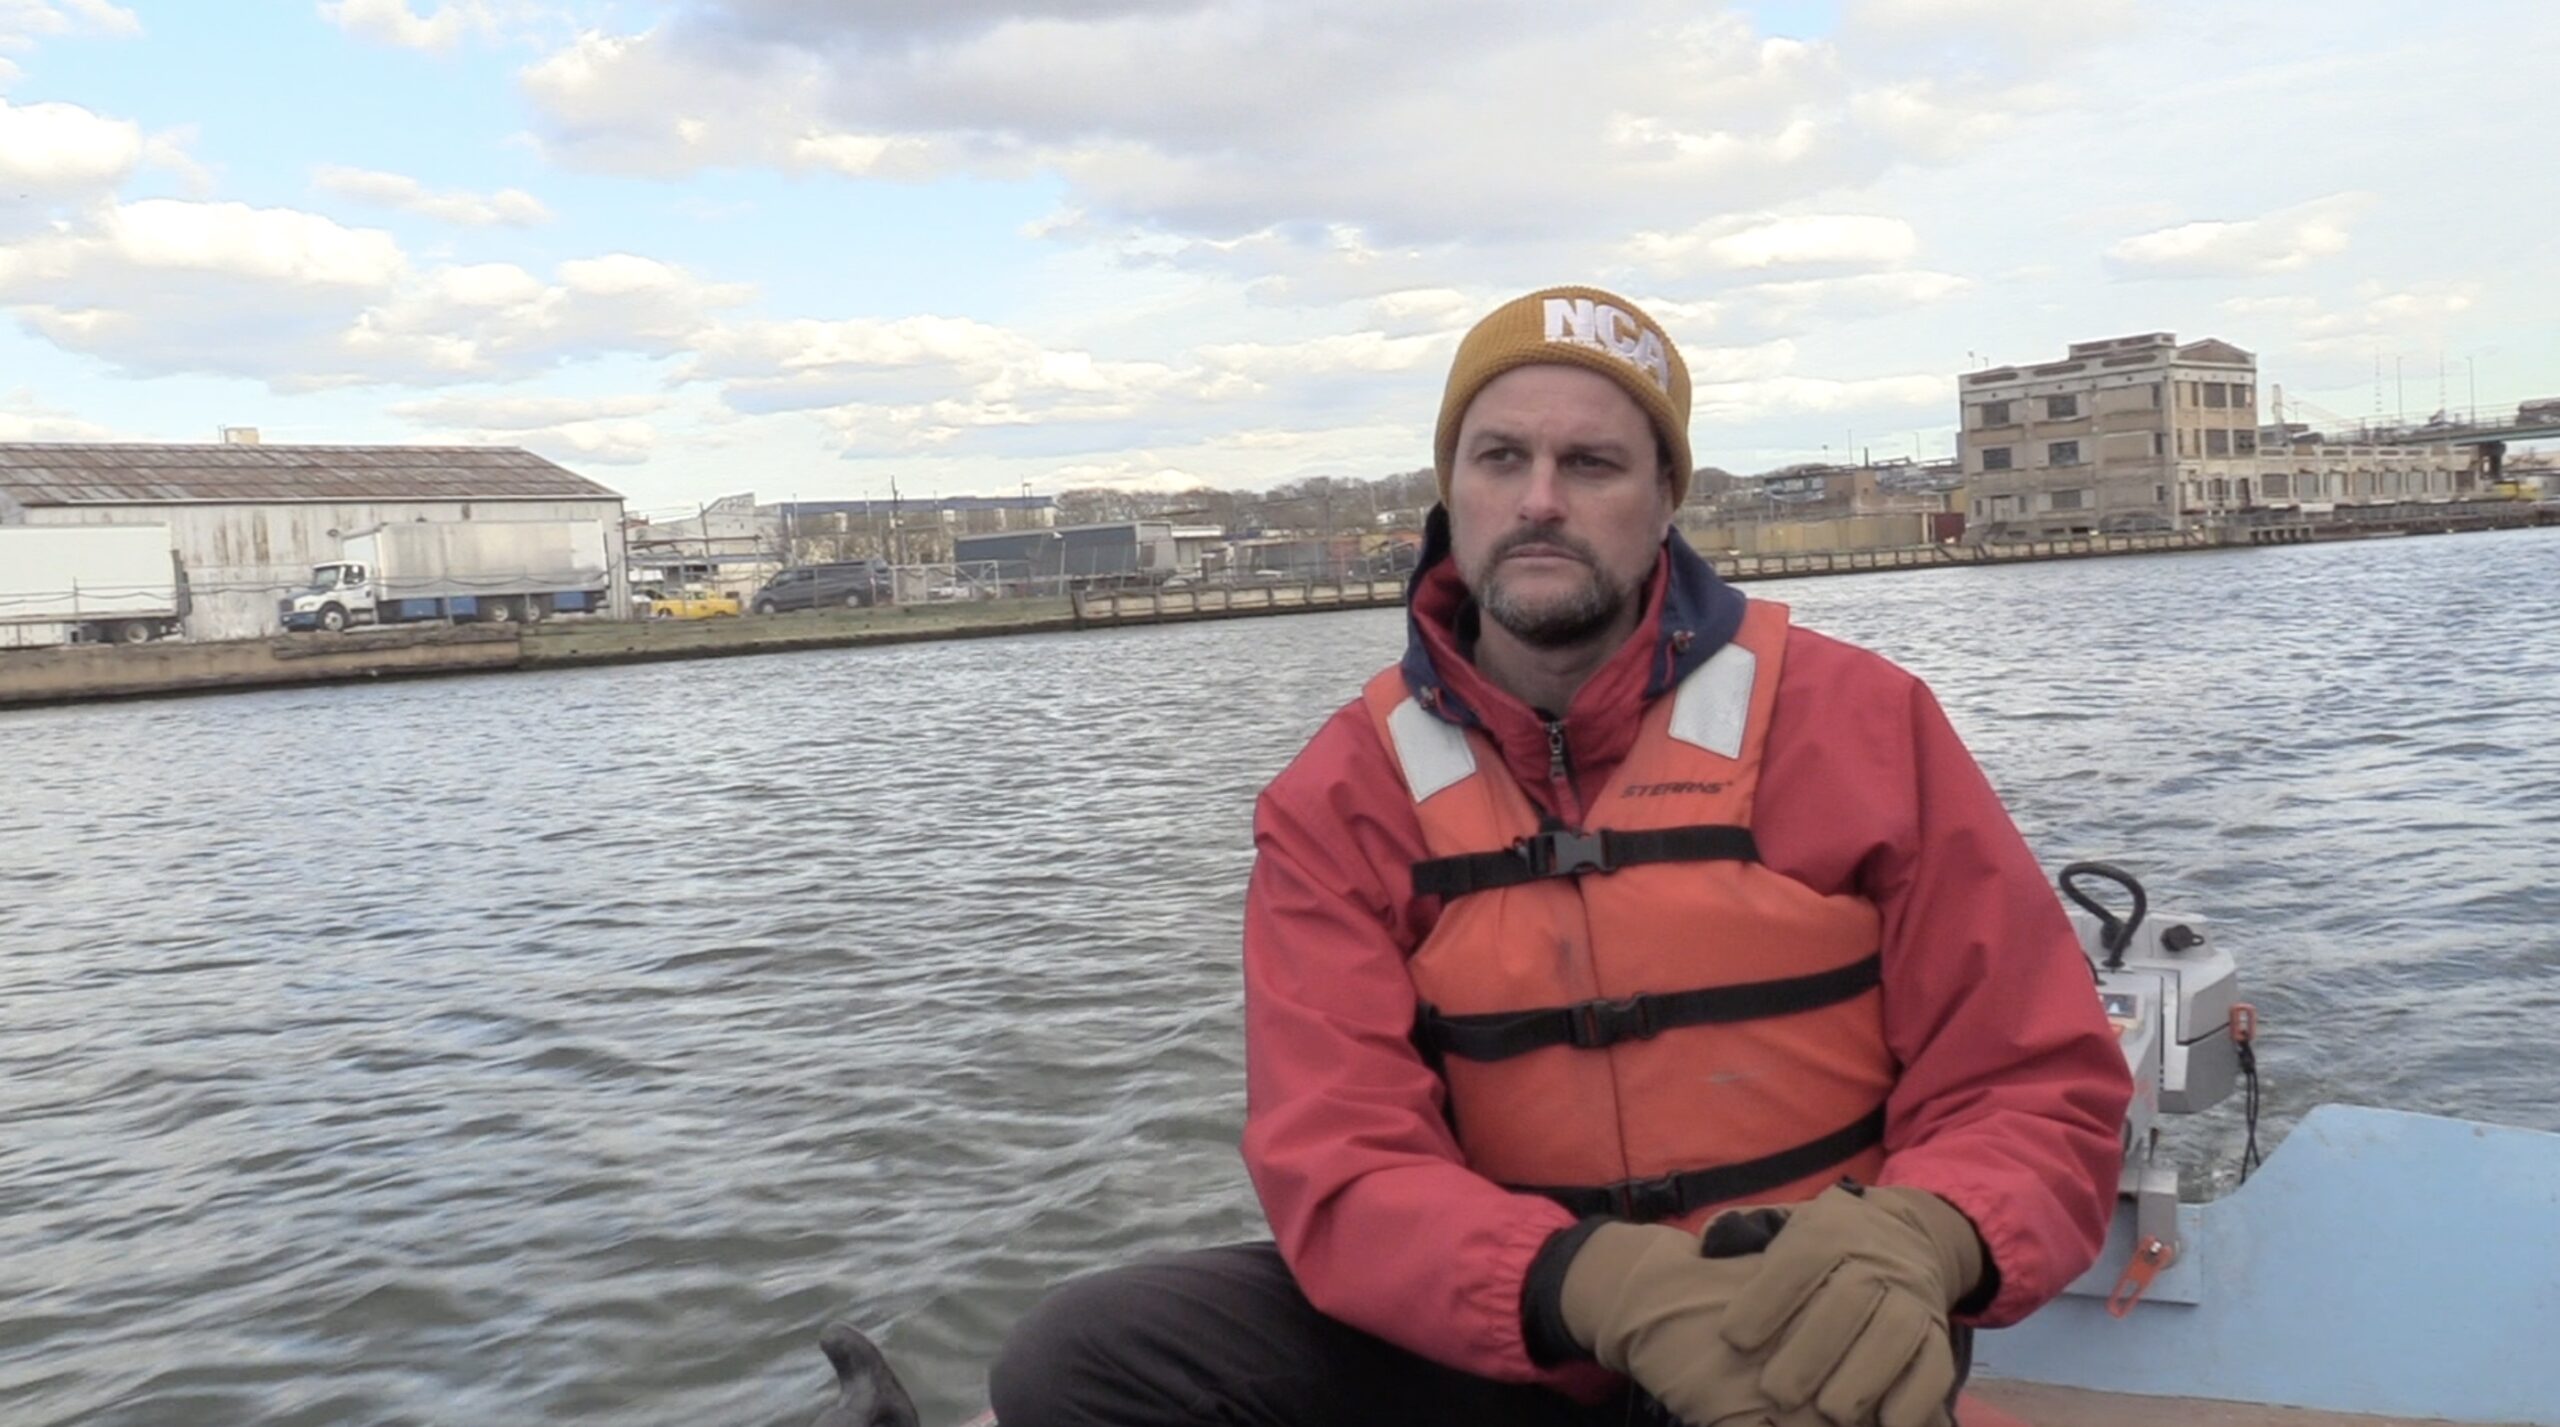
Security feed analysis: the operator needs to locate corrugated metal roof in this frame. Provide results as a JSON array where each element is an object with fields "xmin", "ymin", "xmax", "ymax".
[{"xmin": 0, "ymin": 443, "xmax": 624, "ymax": 506}]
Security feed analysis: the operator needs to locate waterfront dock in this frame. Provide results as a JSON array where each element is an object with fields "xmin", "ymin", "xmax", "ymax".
[
  {"xmin": 1070, "ymin": 527, "xmax": 2235, "ymax": 628},
  {"xmin": 0, "ymin": 600, "xmax": 1075, "ymax": 708},
  {"xmin": 3, "ymin": 504, "xmax": 2549, "ymax": 709}
]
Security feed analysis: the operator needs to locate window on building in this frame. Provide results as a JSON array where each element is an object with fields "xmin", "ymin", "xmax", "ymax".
[
  {"xmin": 1978, "ymin": 400, "xmax": 2012, "ymax": 426},
  {"xmin": 2204, "ymin": 382, "xmax": 2229, "ymax": 408},
  {"xmin": 2050, "ymin": 488, "xmax": 2086, "ymax": 511},
  {"xmin": 2182, "ymin": 382, "xmax": 2199, "ymax": 406},
  {"xmin": 2206, "ymin": 429, "xmax": 2230, "ymax": 456},
  {"xmin": 2233, "ymin": 384, "xmax": 2253, "ymax": 406},
  {"xmin": 2048, "ymin": 440, "xmax": 2081, "ymax": 466},
  {"xmin": 2045, "ymin": 395, "xmax": 2079, "ymax": 420},
  {"xmin": 2235, "ymin": 429, "xmax": 2257, "ymax": 454},
  {"xmin": 2263, "ymin": 472, "xmax": 2290, "ymax": 499},
  {"xmin": 2155, "ymin": 484, "xmax": 2168, "ymax": 503},
  {"xmin": 2177, "ymin": 429, "xmax": 2194, "ymax": 457},
  {"xmin": 1981, "ymin": 446, "xmax": 2013, "ymax": 471},
  {"xmin": 2154, "ymin": 432, "xmax": 2167, "ymax": 456},
  {"xmin": 2150, "ymin": 383, "xmax": 2163, "ymax": 408}
]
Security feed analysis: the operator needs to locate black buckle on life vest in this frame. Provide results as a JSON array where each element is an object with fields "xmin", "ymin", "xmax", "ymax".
[
  {"xmin": 1568, "ymin": 995, "xmax": 1660, "ymax": 1049},
  {"xmin": 1611, "ymin": 1177, "xmax": 1691, "ymax": 1223},
  {"xmin": 1522, "ymin": 829, "xmax": 1611, "ymax": 878}
]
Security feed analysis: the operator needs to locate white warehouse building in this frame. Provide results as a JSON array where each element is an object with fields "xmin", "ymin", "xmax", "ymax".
[{"xmin": 0, "ymin": 442, "xmax": 629, "ymax": 643}]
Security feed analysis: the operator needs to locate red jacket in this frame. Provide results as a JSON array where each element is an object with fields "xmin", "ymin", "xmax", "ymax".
[{"xmin": 1239, "ymin": 520, "xmax": 2133, "ymax": 1389}]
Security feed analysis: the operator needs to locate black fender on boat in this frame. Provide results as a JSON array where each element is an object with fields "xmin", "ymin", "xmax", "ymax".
[{"xmin": 812, "ymin": 1322, "xmax": 923, "ymax": 1427}]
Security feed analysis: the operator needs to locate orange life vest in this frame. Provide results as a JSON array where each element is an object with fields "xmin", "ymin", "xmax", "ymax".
[{"xmin": 1360, "ymin": 600, "xmax": 1893, "ymax": 1228}]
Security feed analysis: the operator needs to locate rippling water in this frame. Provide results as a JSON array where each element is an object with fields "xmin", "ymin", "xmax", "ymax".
[{"xmin": 3, "ymin": 527, "xmax": 2555, "ymax": 1425}]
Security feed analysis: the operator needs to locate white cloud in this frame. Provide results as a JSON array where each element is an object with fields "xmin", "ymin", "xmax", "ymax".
[
  {"xmin": 1692, "ymin": 372, "xmax": 1951, "ymax": 425},
  {"xmin": 0, "ymin": 100, "xmax": 209, "ymax": 237},
  {"xmin": 1631, "ymin": 214, "xmax": 1919, "ymax": 273},
  {"xmin": 0, "ymin": 98, "xmax": 142, "ymax": 192},
  {"xmin": 501, "ymin": 1, "xmax": 2171, "ymax": 333},
  {"xmin": 388, "ymin": 401, "xmax": 666, "ymax": 466},
  {"xmin": 2224, "ymin": 281, "xmax": 2482, "ymax": 356},
  {"xmin": 0, "ymin": 198, "xmax": 750, "ymax": 389},
  {"xmin": 1847, "ymin": 78, "xmax": 2061, "ymax": 160},
  {"xmin": 312, "ymin": 164, "xmax": 552, "ymax": 227},
  {"xmin": 500, "ymin": 417, "xmax": 659, "ymax": 465},
  {"xmin": 0, "ymin": 0, "xmax": 142, "ymax": 46},
  {"xmin": 1035, "ymin": 460, "xmax": 1216, "ymax": 495},
  {"xmin": 1844, "ymin": 0, "xmax": 2140, "ymax": 62},
  {"xmin": 519, "ymin": 27, "xmax": 954, "ymax": 180},
  {"xmin": 2105, "ymin": 194, "xmax": 2370, "ymax": 279},
  {"xmin": 516, "ymin": 2, "xmax": 2117, "ymax": 294},
  {"xmin": 1365, "ymin": 287, "xmax": 1475, "ymax": 331},
  {"xmin": 1729, "ymin": 270, "xmax": 1973, "ymax": 326},
  {"xmin": 0, "ymin": 386, "xmax": 116, "ymax": 440},
  {"xmin": 675, "ymin": 309, "xmax": 1462, "ymax": 461},
  {"xmin": 1193, "ymin": 331, "xmax": 1441, "ymax": 380},
  {"xmin": 339, "ymin": 253, "xmax": 752, "ymax": 383},
  {"xmin": 317, "ymin": 0, "xmax": 487, "ymax": 52},
  {"xmin": 391, "ymin": 392, "xmax": 671, "ymax": 428},
  {"xmin": 0, "ymin": 199, "xmax": 406, "ymax": 292}
]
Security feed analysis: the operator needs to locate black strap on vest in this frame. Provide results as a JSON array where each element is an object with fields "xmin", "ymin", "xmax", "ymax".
[
  {"xmin": 1509, "ymin": 1107, "xmax": 1888, "ymax": 1224},
  {"xmin": 1417, "ymin": 953, "xmax": 1882, "ymax": 1063},
  {"xmin": 1411, "ymin": 824, "xmax": 1759, "ymax": 900}
]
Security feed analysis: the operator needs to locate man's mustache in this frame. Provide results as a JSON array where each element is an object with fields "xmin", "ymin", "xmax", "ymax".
[{"xmin": 1490, "ymin": 527, "xmax": 1598, "ymax": 565}]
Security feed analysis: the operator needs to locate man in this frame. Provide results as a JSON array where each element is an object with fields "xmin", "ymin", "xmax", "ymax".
[{"xmin": 991, "ymin": 287, "xmax": 2133, "ymax": 1427}]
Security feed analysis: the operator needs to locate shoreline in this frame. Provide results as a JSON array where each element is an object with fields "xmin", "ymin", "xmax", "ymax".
[{"xmin": 5, "ymin": 508, "xmax": 2550, "ymax": 711}]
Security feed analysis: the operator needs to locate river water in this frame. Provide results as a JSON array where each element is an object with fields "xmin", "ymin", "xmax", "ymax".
[{"xmin": 2, "ymin": 527, "xmax": 2555, "ymax": 1426}]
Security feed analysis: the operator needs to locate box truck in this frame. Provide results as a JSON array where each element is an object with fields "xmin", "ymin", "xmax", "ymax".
[
  {"xmin": 0, "ymin": 525, "xmax": 190, "ymax": 649},
  {"xmin": 279, "ymin": 520, "xmax": 610, "ymax": 633}
]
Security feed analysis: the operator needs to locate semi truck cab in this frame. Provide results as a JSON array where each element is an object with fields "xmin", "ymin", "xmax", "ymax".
[{"xmin": 281, "ymin": 563, "xmax": 375, "ymax": 632}]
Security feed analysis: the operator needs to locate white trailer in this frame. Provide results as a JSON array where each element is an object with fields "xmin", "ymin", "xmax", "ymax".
[
  {"xmin": 278, "ymin": 520, "xmax": 611, "ymax": 633},
  {"xmin": 0, "ymin": 525, "xmax": 189, "ymax": 649}
]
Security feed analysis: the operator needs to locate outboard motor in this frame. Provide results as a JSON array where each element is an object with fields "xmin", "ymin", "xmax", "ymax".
[{"xmin": 2058, "ymin": 862, "xmax": 2259, "ymax": 1314}]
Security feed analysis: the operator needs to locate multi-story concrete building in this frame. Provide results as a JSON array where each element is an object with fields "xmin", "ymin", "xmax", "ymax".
[
  {"xmin": 1956, "ymin": 333, "xmax": 2470, "ymax": 538},
  {"xmin": 1959, "ymin": 332, "xmax": 2247, "ymax": 537}
]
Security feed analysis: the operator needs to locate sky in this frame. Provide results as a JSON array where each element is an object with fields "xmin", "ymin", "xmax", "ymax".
[{"xmin": 1, "ymin": 0, "xmax": 2552, "ymax": 520}]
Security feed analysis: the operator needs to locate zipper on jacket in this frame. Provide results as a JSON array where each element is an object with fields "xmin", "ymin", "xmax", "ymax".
[{"xmin": 1543, "ymin": 716, "xmax": 1570, "ymax": 790}]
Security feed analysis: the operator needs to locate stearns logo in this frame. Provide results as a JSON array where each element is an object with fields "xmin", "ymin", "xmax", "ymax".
[{"xmin": 1542, "ymin": 297, "xmax": 1671, "ymax": 393}]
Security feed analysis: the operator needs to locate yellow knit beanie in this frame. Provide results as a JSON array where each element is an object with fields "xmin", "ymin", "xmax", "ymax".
[{"xmin": 1433, "ymin": 285, "xmax": 1694, "ymax": 507}]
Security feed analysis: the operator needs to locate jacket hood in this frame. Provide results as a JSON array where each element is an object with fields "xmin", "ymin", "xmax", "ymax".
[{"xmin": 1396, "ymin": 506, "xmax": 1748, "ymax": 786}]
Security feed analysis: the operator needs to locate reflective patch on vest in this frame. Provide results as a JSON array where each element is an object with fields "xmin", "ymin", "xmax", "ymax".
[
  {"xmin": 1668, "ymin": 641, "xmax": 1756, "ymax": 759},
  {"xmin": 1387, "ymin": 696, "xmax": 1477, "ymax": 803}
]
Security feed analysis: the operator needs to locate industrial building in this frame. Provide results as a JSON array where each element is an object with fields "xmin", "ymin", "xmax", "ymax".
[
  {"xmin": 627, "ymin": 493, "xmax": 781, "ymax": 601},
  {"xmin": 0, "ymin": 441, "xmax": 628, "ymax": 641},
  {"xmin": 1956, "ymin": 334, "xmax": 2474, "ymax": 538},
  {"xmin": 769, "ymin": 494, "xmax": 1056, "ymax": 566},
  {"xmin": 953, "ymin": 520, "xmax": 1181, "ymax": 588}
]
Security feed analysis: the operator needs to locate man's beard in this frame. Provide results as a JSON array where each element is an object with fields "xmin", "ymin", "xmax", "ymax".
[{"xmin": 1469, "ymin": 527, "xmax": 1637, "ymax": 651}]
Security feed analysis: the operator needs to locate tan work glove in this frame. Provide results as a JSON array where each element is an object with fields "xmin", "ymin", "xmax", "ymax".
[
  {"xmin": 1715, "ymin": 1185, "xmax": 1985, "ymax": 1427},
  {"xmin": 1559, "ymin": 1221, "xmax": 1786, "ymax": 1427}
]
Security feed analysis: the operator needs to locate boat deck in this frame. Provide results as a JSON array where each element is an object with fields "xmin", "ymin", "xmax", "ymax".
[{"xmin": 1968, "ymin": 1380, "xmax": 2528, "ymax": 1427}]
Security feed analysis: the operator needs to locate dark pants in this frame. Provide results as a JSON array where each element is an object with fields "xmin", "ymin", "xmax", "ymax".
[{"xmin": 988, "ymin": 1242, "xmax": 1646, "ymax": 1427}]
